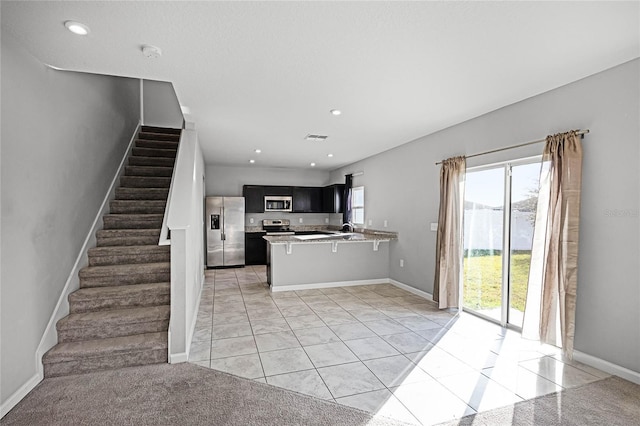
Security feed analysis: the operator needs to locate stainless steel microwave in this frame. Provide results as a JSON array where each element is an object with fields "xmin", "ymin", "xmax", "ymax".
[{"xmin": 265, "ymin": 196, "xmax": 292, "ymax": 212}]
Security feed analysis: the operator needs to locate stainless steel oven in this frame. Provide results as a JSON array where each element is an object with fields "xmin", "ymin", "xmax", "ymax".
[{"xmin": 264, "ymin": 196, "xmax": 292, "ymax": 212}]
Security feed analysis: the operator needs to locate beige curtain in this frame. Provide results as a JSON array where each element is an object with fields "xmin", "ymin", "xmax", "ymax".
[
  {"xmin": 522, "ymin": 131, "xmax": 583, "ymax": 357},
  {"xmin": 434, "ymin": 156, "xmax": 466, "ymax": 309}
]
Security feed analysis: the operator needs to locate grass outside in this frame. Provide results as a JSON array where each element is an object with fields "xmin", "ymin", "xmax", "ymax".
[{"xmin": 463, "ymin": 252, "xmax": 531, "ymax": 312}]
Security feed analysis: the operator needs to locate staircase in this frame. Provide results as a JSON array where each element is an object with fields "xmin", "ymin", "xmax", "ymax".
[{"xmin": 43, "ymin": 126, "xmax": 181, "ymax": 377}]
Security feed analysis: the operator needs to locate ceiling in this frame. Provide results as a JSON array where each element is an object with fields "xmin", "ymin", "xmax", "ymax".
[{"xmin": 2, "ymin": 1, "xmax": 638, "ymax": 170}]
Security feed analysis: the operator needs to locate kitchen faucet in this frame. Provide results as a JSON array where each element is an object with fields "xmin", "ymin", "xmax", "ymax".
[{"xmin": 342, "ymin": 222, "xmax": 354, "ymax": 232}]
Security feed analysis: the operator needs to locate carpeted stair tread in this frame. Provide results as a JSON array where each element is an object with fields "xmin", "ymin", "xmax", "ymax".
[
  {"xmin": 135, "ymin": 140, "xmax": 179, "ymax": 150},
  {"xmin": 44, "ymin": 332, "xmax": 168, "ymax": 363},
  {"xmin": 109, "ymin": 199, "xmax": 166, "ymax": 214},
  {"xmin": 128, "ymin": 156, "xmax": 176, "ymax": 167},
  {"xmin": 69, "ymin": 282, "xmax": 171, "ymax": 313},
  {"xmin": 88, "ymin": 244, "xmax": 170, "ymax": 257},
  {"xmin": 80, "ymin": 262, "xmax": 170, "ymax": 278},
  {"xmin": 138, "ymin": 132, "xmax": 181, "ymax": 141},
  {"xmin": 79, "ymin": 262, "xmax": 170, "ymax": 287},
  {"xmin": 57, "ymin": 305, "xmax": 170, "ymax": 330},
  {"xmin": 103, "ymin": 214, "xmax": 164, "ymax": 229},
  {"xmin": 56, "ymin": 306, "xmax": 170, "ymax": 342},
  {"xmin": 88, "ymin": 245, "xmax": 170, "ymax": 266},
  {"xmin": 132, "ymin": 147, "xmax": 177, "ymax": 158},
  {"xmin": 124, "ymin": 165, "xmax": 174, "ymax": 177},
  {"xmin": 96, "ymin": 228, "xmax": 160, "ymax": 247},
  {"xmin": 115, "ymin": 187, "xmax": 169, "ymax": 200},
  {"xmin": 141, "ymin": 125, "xmax": 181, "ymax": 135},
  {"xmin": 120, "ymin": 176, "xmax": 172, "ymax": 188},
  {"xmin": 42, "ymin": 333, "xmax": 168, "ymax": 377}
]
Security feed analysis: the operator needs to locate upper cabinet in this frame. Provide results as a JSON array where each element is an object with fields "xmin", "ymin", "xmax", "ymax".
[
  {"xmin": 264, "ymin": 186, "xmax": 292, "ymax": 196},
  {"xmin": 292, "ymin": 187, "xmax": 323, "ymax": 213},
  {"xmin": 243, "ymin": 185, "xmax": 264, "ymax": 213},
  {"xmin": 322, "ymin": 184, "xmax": 345, "ymax": 213},
  {"xmin": 243, "ymin": 184, "xmax": 344, "ymax": 214}
]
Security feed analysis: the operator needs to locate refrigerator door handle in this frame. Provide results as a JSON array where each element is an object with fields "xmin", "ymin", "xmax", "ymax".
[{"xmin": 220, "ymin": 207, "xmax": 225, "ymax": 240}]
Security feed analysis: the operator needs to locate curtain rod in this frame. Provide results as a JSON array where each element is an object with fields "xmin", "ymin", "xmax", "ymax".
[{"xmin": 435, "ymin": 129, "xmax": 590, "ymax": 165}]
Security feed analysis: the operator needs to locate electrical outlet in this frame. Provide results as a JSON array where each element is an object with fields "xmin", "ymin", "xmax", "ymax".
[
  {"xmin": 249, "ymin": 218, "xmax": 254, "ymax": 224},
  {"xmin": 400, "ymin": 259, "xmax": 404, "ymax": 267},
  {"xmin": 299, "ymin": 217, "xmax": 303, "ymax": 224},
  {"xmin": 430, "ymin": 222, "xmax": 438, "ymax": 231},
  {"xmin": 383, "ymin": 220, "xmax": 388, "ymax": 228},
  {"xmin": 368, "ymin": 219, "xmax": 373, "ymax": 226},
  {"xmin": 325, "ymin": 218, "xmax": 329, "ymax": 224}
]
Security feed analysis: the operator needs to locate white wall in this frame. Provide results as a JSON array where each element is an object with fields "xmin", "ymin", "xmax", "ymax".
[
  {"xmin": 330, "ymin": 59, "xmax": 640, "ymax": 373},
  {"xmin": 205, "ymin": 165, "xmax": 330, "ymax": 196},
  {"xmin": 143, "ymin": 79, "xmax": 183, "ymax": 129},
  {"xmin": 1, "ymin": 34, "xmax": 140, "ymax": 405},
  {"xmin": 167, "ymin": 130, "xmax": 205, "ymax": 361}
]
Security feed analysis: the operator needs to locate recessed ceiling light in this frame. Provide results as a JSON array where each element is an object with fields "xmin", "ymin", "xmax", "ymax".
[
  {"xmin": 330, "ymin": 109, "xmax": 342, "ymax": 116},
  {"xmin": 255, "ymin": 149, "xmax": 262, "ymax": 154},
  {"xmin": 64, "ymin": 21, "xmax": 90, "ymax": 36},
  {"xmin": 310, "ymin": 163, "xmax": 316, "ymax": 167},
  {"xmin": 327, "ymin": 153, "xmax": 334, "ymax": 158},
  {"xmin": 249, "ymin": 159, "xmax": 255, "ymax": 164}
]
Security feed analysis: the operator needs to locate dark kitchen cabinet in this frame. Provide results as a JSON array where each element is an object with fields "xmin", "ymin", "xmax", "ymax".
[
  {"xmin": 245, "ymin": 232, "xmax": 267, "ymax": 265},
  {"xmin": 243, "ymin": 185, "xmax": 264, "ymax": 213},
  {"xmin": 293, "ymin": 186, "xmax": 323, "ymax": 213},
  {"xmin": 322, "ymin": 184, "xmax": 345, "ymax": 213},
  {"xmin": 264, "ymin": 186, "xmax": 292, "ymax": 196}
]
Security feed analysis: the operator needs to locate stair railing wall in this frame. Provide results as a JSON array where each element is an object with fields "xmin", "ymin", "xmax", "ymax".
[{"xmin": 165, "ymin": 129, "xmax": 206, "ymax": 362}]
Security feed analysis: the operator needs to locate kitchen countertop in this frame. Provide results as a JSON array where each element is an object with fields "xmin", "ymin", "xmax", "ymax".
[{"xmin": 263, "ymin": 230, "xmax": 397, "ymax": 244}]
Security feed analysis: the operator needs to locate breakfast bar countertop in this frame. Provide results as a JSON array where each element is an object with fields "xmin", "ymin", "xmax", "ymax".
[{"xmin": 263, "ymin": 230, "xmax": 397, "ymax": 244}]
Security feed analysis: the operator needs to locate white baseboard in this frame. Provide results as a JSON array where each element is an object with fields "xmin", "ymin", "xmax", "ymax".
[
  {"xmin": 270, "ymin": 278, "xmax": 389, "ymax": 293},
  {"xmin": 573, "ymin": 350, "xmax": 640, "ymax": 385},
  {"xmin": 0, "ymin": 372, "xmax": 42, "ymax": 418},
  {"xmin": 169, "ymin": 353, "xmax": 189, "ymax": 364},
  {"xmin": 388, "ymin": 279, "xmax": 435, "ymax": 303},
  {"xmin": 269, "ymin": 278, "xmax": 436, "ymax": 302}
]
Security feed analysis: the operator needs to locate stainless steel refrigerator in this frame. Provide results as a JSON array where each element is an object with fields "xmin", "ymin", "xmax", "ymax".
[{"xmin": 205, "ymin": 197, "xmax": 245, "ymax": 267}]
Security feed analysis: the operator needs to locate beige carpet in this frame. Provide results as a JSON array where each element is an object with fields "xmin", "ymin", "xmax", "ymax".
[
  {"xmin": 436, "ymin": 375, "xmax": 640, "ymax": 426},
  {"xmin": 0, "ymin": 363, "xmax": 408, "ymax": 426}
]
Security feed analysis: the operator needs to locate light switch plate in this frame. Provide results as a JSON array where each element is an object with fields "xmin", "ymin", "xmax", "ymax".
[
  {"xmin": 383, "ymin": 220, "xmax": 388, "ymax": 228},
  {"xmin": 368, "ymin": 219, "xmax": 373, "ymax": 226},
  {"xmin": 430, "ymin": 222, "xmax": 438, "ymax": 231},
  {"xmin": 249, "ymin": 218, "xmax": 254, "ymax": 224}
]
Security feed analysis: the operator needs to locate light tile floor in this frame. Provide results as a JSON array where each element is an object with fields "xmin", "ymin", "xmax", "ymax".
[{"xmin": 189, "ymin": 266, "xmax": 609, "ymax": 425}]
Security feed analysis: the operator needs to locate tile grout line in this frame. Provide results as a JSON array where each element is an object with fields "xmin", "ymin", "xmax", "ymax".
[{"xmin": 238, "ymin": 267, "xmax": 268, "ymax": 381}]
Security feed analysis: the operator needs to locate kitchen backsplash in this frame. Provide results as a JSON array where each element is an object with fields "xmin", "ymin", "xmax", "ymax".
[{"xmin": 245, "ymin": 212, "xmax": 343, "ymax": 227}]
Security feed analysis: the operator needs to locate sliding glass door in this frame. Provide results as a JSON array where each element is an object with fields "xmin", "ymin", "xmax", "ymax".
[{"xmin": 463, "ymin": 158, "xmax": 541, "ymax": 328}]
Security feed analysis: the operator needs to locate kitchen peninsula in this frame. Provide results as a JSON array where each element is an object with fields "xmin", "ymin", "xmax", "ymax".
[{"xmin": 264, "ymin": 231, "xmax": 397, "ymax": 291}]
